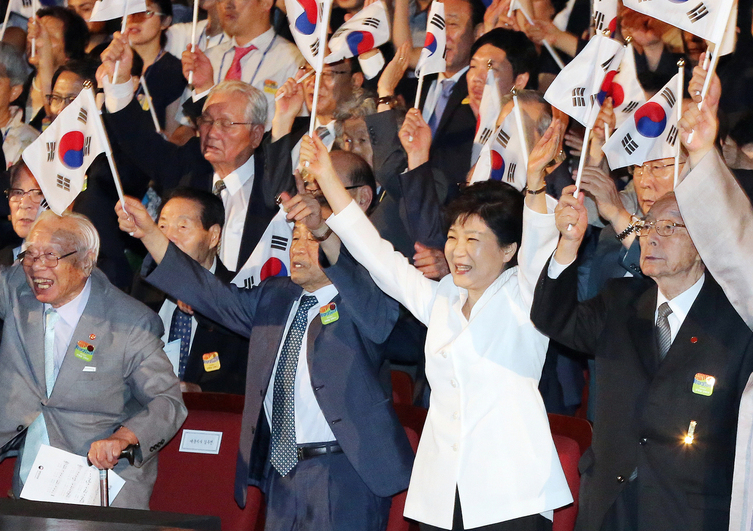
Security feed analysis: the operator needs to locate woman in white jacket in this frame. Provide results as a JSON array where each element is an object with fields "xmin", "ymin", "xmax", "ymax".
[{"xmin": 294, "ymin": 115, "xmax": 573, "ymax": 531}]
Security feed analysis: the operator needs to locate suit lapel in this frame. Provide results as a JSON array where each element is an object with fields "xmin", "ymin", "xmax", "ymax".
[
  {"xmin": 238, "ymin": 149, "xmax": 278, "ymax": 268},
  {"xmin": 627, "ymin": 285, "xmax": 660, "ymax": 375},
  {"xmin": 18, "ymin": 288, "xmax": 46, "ymax": 394}
]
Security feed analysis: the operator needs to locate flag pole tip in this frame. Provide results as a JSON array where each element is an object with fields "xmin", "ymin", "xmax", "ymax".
[
  {"xmin": 510, "ymin": 86, "xmax": 519, "ymax": 96},
  {"xmin": 624, "ymin": 35, "xmax": 633, "ymax": 45},
  {"xmin": 82, "ymin": 80, "xmax": 93, "ymax": 89},
  {"xmin": 677, "ymin": 58, "xmax": 685, "ymax": 67}
]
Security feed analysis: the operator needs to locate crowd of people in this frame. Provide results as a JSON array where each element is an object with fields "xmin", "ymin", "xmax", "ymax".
[{"xmin": 0, "ymin": 0, "xmax": 751, "ymax": 529}]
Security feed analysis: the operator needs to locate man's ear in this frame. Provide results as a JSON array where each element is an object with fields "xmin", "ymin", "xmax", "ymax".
[
  {"xmin": 354, "ymin": 185, "xmax": 373, "ymax": 212},
  {"xmin": 249, "ymin": 124, "xmax": 265, "ymax": 149},
  {"xmin": 514, "ymin": 72, "xmax": 529, "ymax": 90},
  {"xmin": 208, "ymin": 223, "xmax": 221, "ymax": 250},
  {"xmin": 9, "ymin": 84, "xmax": 22, "ymax": 102},
  {"xmin": 351, "ymin": 72, "xmax": 364, "ymax": 90}
]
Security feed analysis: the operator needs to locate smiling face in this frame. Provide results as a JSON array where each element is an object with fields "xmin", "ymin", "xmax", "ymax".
[
  {"xmin": 289, "ymin": 222, "xmax": 331, "ymax": 292},
  {"xmin": 158, "ymin": 198, "xmax": 220, "ymax": 270},
  {"xmin": 23, "ymin": 217, "xmax": 90, "ymax": 308},
  {"xmin": 10, "ymin": 167, "xmax": 43, "ymax": 239}
]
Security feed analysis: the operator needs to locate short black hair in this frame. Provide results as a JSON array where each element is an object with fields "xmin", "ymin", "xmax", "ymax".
[
  {"xmin": 36, "ymin": 6, "xmax": 89, "ymax": 61},
  {"xmin": 332, "ymin": 150, "xmax": 377, "ymax": 212},
  {"xmin": 161, "ymin": 187, "xmax": 225, "ymax": 230},
  {"xmin": 470, "ymin": 28, "xmax": 539, "ymax": 90},
  {"xmin": 148, "ymin": 0, "xmax": 173, "ymax": 48},
  {"xmin": 444, "ymin": 180, "xmax": 524, "ymax": 266},
  {"xmin": 462, "ymin": 0, "xmax": 486, "ymax": 29},
  {"xmin": 51, "ymin": 57, "xmax": 100, "ymax": 92}
]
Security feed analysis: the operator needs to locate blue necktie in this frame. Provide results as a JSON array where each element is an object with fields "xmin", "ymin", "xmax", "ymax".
[
  {"xmin": 428, "ymin": 79, "xmax": 455, "ymax": 136},
  {"xmin": 270, "ymin": 295, "xmax": 318, "ymax": 476},
  {"xmin": 168, "ymin": 306, "xmax": 192, "ymax": 380}
]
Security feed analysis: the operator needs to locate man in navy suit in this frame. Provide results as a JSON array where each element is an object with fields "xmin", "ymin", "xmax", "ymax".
[{"xmin": 116, "ymin": 186, "xmax": 414, "ymax": 530}]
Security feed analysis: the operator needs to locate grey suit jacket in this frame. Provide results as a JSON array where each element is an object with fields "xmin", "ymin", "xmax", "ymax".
[{"xmin": 0, "ymin": 266, "xmax": 186, "ymax": 509}]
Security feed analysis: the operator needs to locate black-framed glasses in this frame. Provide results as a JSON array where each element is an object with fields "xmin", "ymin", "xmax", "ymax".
[
  {"xmin": 19, "ymin": 250, "xmax": 77, "ymax": 268},
  {"xmin": 46, "ymin": 93, "xmax": 78, "ymax": 107},
  {"xmin": 5, "ymin": 188, "xmax": 44, "ymax": 203},
  {"xmin": 196, "ymin": 116, "xmax": 253, "ymax": 132},
  {"xmin": 635, "ymin": 220, "xmax": 687, "ymax": 238}
]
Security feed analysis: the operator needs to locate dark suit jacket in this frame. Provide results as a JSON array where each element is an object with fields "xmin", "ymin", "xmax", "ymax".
[
  {"xmin": 147, "ymin": 243, "xmax": 414, "ymax": 507},
  {"xmin": 104, "ymin": 99, "xmax": 279, "ymax": 270},
  {"xmin": 531, "ymin": 263, "xmax": 753, "ymax": 531},
  {"xmin": 132, "ymin": 258, "xmax": 249, "ymax": 395}
]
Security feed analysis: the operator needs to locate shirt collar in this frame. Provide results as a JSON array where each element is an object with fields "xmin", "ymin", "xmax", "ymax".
[
  {"xmin": 231, "ymin": 27, "xmax": 274, "ymax": 50},
  {"xmin": 656, "ymin": 273, "xmax": 705, "ymax": 323},
  {"xmin": 213, "ymin": 154, "xmax": 255, "ymax": 195},
  {"xmin": 439, "ymin": 65, "xmax": 469, "ymax": 84},
  {"xmin": 303, "ymin": 283, "xmax": 338, "ymax": 309},
  {"xmin": 45, "ymin": 276, "xmax": 92, "ymax": 329}
]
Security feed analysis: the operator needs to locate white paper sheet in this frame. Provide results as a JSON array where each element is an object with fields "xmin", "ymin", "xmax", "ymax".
[
  {"xmin": 164, "ymin": 339, "xmax": 181, "ymax": 378},
  {"xmin": 20, "ymin": 444, "xmax": 125, "ymax": 506}
]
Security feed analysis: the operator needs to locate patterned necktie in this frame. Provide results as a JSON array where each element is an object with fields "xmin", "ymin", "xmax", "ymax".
[
  {"xmin": 225, "ymin": 45, "xmax": 257, "ymax": 81},
  {"xmin": 656, "ymin": 302, "xmax": 673, "ymax": 361},
  {"xmin": 428, "ymin": 79, "xmax": 455, "ymax": 136},
  {"xmin": 168, "ymin": 307, "xmax": 192, "ymax": 380},
  {"xmin": 315, "ymin": 125, "xmax": 331, "ymax": 143},
  {"xmin": 212, "ymin": 179, "xmax": 226, "ymax": 197},
  {"xmin": 270, "ymin": 295, "xmax": 319, "ymax": 476}
]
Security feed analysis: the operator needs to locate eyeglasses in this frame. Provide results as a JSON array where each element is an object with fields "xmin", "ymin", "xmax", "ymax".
[
  {"xmin": 298, "ymin": 65, "xmax": 351, "ymax": 81},
  {"xmin": 46, "ymin": 93, "xmax": 78, "ymax": 107},
  {"xmin": 19, "ymin": 250, "xmax": 77, "ymax": 268},
  {"xmin": 196, "ymin": 116, "xmax": 253, "ymax": 132},
  {"xmin": 129, "ymin": 10, "xmax": 164, "ymax": 21},
  {"xmin": 633, "ymin": 161, "xmax": 683, "ymax": 179},
  {"xmin": 5, "ymin": 188, "xmax": 44, "ymax": 203},
  {"xmin": 635, "ymin": 219, "xmax": 687, "ymax": 238}
]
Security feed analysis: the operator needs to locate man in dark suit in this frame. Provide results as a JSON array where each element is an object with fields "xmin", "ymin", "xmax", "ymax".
[
  {"xmin": 116, "ymin": 188, "xmax": 413, "ymax": 529},
  {"xmin": 131, "ymin": 188, "xmax": 249, "ymax": 395},
  {"xmin": 531, "ymin": 189, "xmax": 753, "ymax": 531},
  {"xmin": 98, "ymin": 37, "xmax": 279, "ymax": 273}
]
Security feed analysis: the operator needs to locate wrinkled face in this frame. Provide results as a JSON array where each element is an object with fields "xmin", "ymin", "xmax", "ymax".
[
  {"xmin": 217, "ymin": 0, "xmax": 268, "ymax": 37},
  {"xmin": 49, "ymin": 71, "xmax": 84, "ymax": 122},
  {"xmin": 444, "ymin": 0, "xmax": 475, "ymax": 75},
  {"xmin": 23, "ymin": 218, "xmax": 89, "ymax": 308},
  {"xmin": 639, "ymin": 195, "xmax": 702, "ymax": 285},
  {"xmin": 445, "ymin": 214, "xmax": 514, "ymax": 298},
  {"xmin": 302, "ymin": 62, "xmax": 358, "ymax": 118},
  {"xmin": 10, "ymin": 168, "xmax": 44, "ymax": 239},
  {"xmin": 467, "ymin": 45, "xmax": 515, "ymax": 115},
  {"xmin": 634, "ymin": 157, "xmax": 680, "ymax": 215},
  {"xmin": 158, "ymin": 198, "xmax": 219, "ymax": 269},
  {"xmin": 199, "ymin": 91, "xmax": 261, "ymax": 169},
  {"xmin": 289, "ymin": 222, "xmax": 330, "ymax": 292},
  {"xmin": 341, "ymin": 117, "xmax": 373, "ymax": 167},
  {"xmin": 127, "ymin": 1, "xmax": 169, "ymax": 46}
]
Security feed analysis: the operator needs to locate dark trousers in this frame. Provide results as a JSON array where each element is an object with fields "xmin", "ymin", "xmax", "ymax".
[
  {"xmin": 262, "ymin": 448, "xmax": 391, "ymax": 531},
  {"xmin": 419, "ymin": 489, "xmax": 553, "ymax": 531},
  {"xmin": 599, "ymin": 477, "xmax": 638, "ymax": 531}
]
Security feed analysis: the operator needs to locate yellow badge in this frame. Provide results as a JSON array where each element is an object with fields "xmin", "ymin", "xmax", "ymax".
[
  {"xmin": 461, "ymin": 96, "xmax": 470, "ymax": 105},
  {"xmin": 203, "ymin": 352, "xmax": 221, "ymax": 372},
  {"xmin": 692, "ymin": 373, "xmax": 716, "ymax": 396},
  {"xmin": 264, "ymin": 79, "xmax": 279, "ymax": 94}
]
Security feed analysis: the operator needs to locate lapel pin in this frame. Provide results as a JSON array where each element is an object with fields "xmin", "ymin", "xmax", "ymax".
[
  {"xmin": 684, "ymin": 420, "xmax": 697, "ymax": 444},
  {"xmin": 690, "ymin": 337, "xmax": 698, "ymax": 343},
  {"xmin": 89, "ymin": 334, "xmax": 96, "ymax": 340}
]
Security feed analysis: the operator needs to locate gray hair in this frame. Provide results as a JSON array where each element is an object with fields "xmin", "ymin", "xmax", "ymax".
[
  {"xmin": 333, "ymin": 94, "xmax": 377, "ymax": 148},
  {"xmin": 0, "ymin": 42, "xmax": 31, "ymax": 86},
  {"xmin": 499, "ymin": 90, "xmax": 552, "ymax": 153},
  {"xmin": 27, "ymin": 210, "xmax": 100, "ymax": 275},
  {"xmin": 204, "ymin": 80, "xmax": 268, "ymax": 126}
]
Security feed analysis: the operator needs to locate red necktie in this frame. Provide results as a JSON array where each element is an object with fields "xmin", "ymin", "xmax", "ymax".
[{"xmin": 225, "ymin": 45, "xmax": 257, "ymax": 81}]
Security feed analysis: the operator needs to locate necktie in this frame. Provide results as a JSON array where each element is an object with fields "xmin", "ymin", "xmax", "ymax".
[
  {"xmin": 19, "ymin": 308, "xmax": 59, "ymax": 483},
  {"xmin": 428, "ymin": 79, "xmax": 455, "ymax": 136},
  {"xmin": 270, "ymin": 295, "xmax": 319, "ymax": 476},
  {"xmin": 225, "ymin": 45, "xmax": 256, "ymax": 81},
  {"xmin": 212, "ymin": 179, "xmax": 226, "ymax": 197},
  {"xmin": 315, "ymin": 125, "xmax": 331, "ymax": 143},
  {"xmin": 168, "ymin": 306, "xmax": 192, "ymax": 380},
  {"xmin": 656, "ymin": 302, "xmax": 673, "ymax": 361}
]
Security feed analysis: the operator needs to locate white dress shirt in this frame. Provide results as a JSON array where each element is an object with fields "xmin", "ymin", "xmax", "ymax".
[
  {"xmin": 326, "ymin": 199, "xmax": 572, "ymax": 529},
  {"xmin": 214, "ymin": 156, "xmax": 255, "ymax": 271},
  {"xmin": 290, "ymin": 118, "xmax": 336, "ymax": 170},
  {"xmin": 263, "ymin": 285, "xmax": 338, "ymax": 444},
  {"xmin": 421, "ymin": 66, "xmax": 469, "ymax": 123},
  {"xmin": 47, "ymin": 278, "xmax": 93, "ymax": 377},
  {"xmin": 165, "ymin": 19, "xmax": 227, "ymax": 58},
  {"xmin": 655, "ymin": 273, "xmax": 705, "ymax": 343}
]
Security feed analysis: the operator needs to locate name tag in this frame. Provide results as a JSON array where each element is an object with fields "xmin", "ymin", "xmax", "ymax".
[
  {"xmin": 82, "ymin": 366, "xmax": 97, "ymax": 372},
  {"xmin": 203, "ymin": 352, "xmax": 221, "ymax": 372},
  {"xmin": 692, "ymin": 373, "xmax": 716, "ymax": 396},
  {"xmin": 74, "ymin": 341, "xmax": 95, "ymax": 362},
  {"xmin": 320, "ymin": 303, "xmax": 339, "ymax": 325},
  {"xmin": 179, "ymin": 429, "xmax": 223, "ymax": 454}
]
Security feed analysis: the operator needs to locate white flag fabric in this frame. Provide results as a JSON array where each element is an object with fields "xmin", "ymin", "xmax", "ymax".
[
  {"xmin": 597, "ymin": 43, "xmax": 645, "ymax": 128},
  {"xmin": 544, "ymin": 34, "xmax": 624, "ymax": 127},
  {"xmin": 326, "ymin": 1, "xmax": 390, "ymax": 64},
  {"xmin": 593, "ymin": 0, "xmax": 618, "ymax": 35},
  {"xmin": 415, "ymin": 0, "xmax": 446, "ymax": 77},
  {"xmin": 22, "ymin": 87, "xmax": 106, "ymax": 215},
  {"xmin": 716, "ymin": 1, "xmax": 738, "ymax": 56},
  {"xmin": 469, "ymin": 112, "xmax": 527, "ymax": 191},
  {"xmin": 89, "ymin": 0, "xmax": 146, "ymax": 22},
  {"xmin": 232, "ymin": 208, "xmax": 293, "ymax": 289},
  {"xmin": 471, "ymin": 70, "xmax": 501, "ymax": 165},
  {"xmin": 8, "ymin": 0, "xmax": 35, "ymax": 19},
  {"xmin": 602, "ymin": 74, "xmax": 681, "ymax": 169},
  {"xmin": 285, "ymin": 0, "xmax": 330, "ymax": 67},
  {"xmin": 623, "ymin": 0, "xmax": 735, "ymax": 45}
]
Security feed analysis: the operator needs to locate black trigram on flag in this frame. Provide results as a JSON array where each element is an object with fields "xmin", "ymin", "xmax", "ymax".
[
  {"xmin": 21, "ymin": 0, "xmax": 31, "ymax": 7},
  {"xmin": 84, "ymin": 136, "xmax": 92, "ymax": 156},
  {"xmin": 243, "ymin": 277, "xmax": 255, "ymax": 289},
  {"xmin": 622, "ymin": 133, "xmax": 639, "ymax": 155},
  {"xmin": 362, "ymin": 17, "xmax": 380, "ymax": 28},
  {"xmin": 687, "ymin": 3, "xmax": 709, "ymax": 23},
  {"xmin": 666, "ymin": 125, "xmax": 678, "ymax": 147},
  {"xmin": 271, "ymin": 235, "xmax": 289, "ymax": 251},
  {"xmin": 496, "ymin": 129, "xmax": 510, "ymax": 148},
  {"xmin": 593, "ymin": 11, "xmax": 605, "ymax": 31},
  {"xmin": 56, "ymin": 175, "xmax": 71, "ymax": 191},
  {"xmin": 622, "ymin": 101, "xmax": 640, "ymax": 114},
  {"xmin": 572, "ymin": 88, "xmax": 586, "ymax": 107},
  {"xmin": 310, "ymin": 39, "xmax": 320, "ymax": 56},
  {"xmin": 506, "ymin": 163, "xmax": 517, "ymax": 183},
  {"xmin": 660, "ymin": 87, "xmax": 676, "ymax": 108},
  {"xmin": 478, "ymin": 128, "xmax": 493, "ymax": 145},
  {"xmin": 430, "ymin": 14, "xmax": 445, "ymax": 30},
  {"xmin": 78, "ymin": 107, "xmax": 88, "ymax": 124},
  {"xmin": 40, "ymin": 198, "xmax": 49, "ymax": 210},
  {"xmin": 601, "ymin": 54, "xmax": 616, "ymax": 72},
  {"xmin": 332, "ymin": 28, "xmax": 346, "ymax": 38},
  {"xmin": 46, "ymin": 142, "xmax": 57, "ymax": 162}
]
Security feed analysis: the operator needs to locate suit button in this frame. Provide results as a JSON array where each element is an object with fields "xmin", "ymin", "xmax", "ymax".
[
  {"xmin": 441, "ymin": 351, "xmax": 448, "ymax": 358},
  {"xmin": 617, "ymin": 476, "xmax": 625, "ymax": 483},
  {"xmin": 450, "ymin": 379, "xmax": 458, "ymax": 388},
  {"xmin": 251, "ymin": 427, "xmax": 255, "ymax": 434},
  {"xmin": 314, "ymin": 385, "xmax": 324, "ymax": 391},
  {"xmin": 452, "ymin": 443, "xmax": 458, "ymax": 452},
  {"xmin": 260, "ymin": 390, "xmax": 264, "ymax": 397},
  {"xmin": 16, "ymin": 425, "xmax": 23, "ymax": 432},
  {"xmin": 452, "ymin": 412, "xmax": 459, "ymax": 420},
  {"xmin": 639, "ymin": 438, "xmax": 647, "ymax": 445}
]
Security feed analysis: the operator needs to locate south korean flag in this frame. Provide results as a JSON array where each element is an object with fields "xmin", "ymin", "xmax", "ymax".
[
  {"xmin": 592, "ymin": 0, "xmax": 618, "ymax": 36},
  {"xmin": 232, "ymin": 208, "xmax": 293, "ymax": 289},
  {"xmin": 469, "ymin": 111, "xmax": 526, "ymax": 191},
  {"xmin": 325, "ymin": 1, "xmax": 390, "ymax": 63},
  {"xmin": 596, "ymin": 43, "xmax": 646, "ymax": 128},
  {"xmin": 623, "ymin": 0, "xmax": 735, "ymax": 45},
  {"xmin": 471, "ymin": 70, "xmax": 501, "ymax": 165},
  {"xmin": 602, "ymin": 73, "xmax": 681, "ymax": 169}
]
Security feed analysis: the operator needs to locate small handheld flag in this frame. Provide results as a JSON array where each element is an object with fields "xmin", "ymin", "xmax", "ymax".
[
  {"xmin": 326, "ymin": 1, "xmax": 390, "ymax": 64},
  {"xmin": 232, "ymin": 208, "xmax": 293, "ymax": 288},
  {"xmin": 471, "ymin": 69, "xmax": 501, "ymax": 165},
  {"xmin": 469, "ymin": 111, "xmax": 527, "ymax": 191}
]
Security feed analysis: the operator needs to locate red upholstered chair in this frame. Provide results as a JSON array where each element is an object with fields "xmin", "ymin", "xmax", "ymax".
[
  {"xmin": 549, "ymin": 413, "xmax": 593, "ymax": 531},
  {"xmin": 391, "ymin": 370, "xmax": 415, "ymax": 406},
  {"xmin": 0, "ymin": 457, "xmax": 15, "ymax": 498},
  {"xmin": 388, "ymin": 404, "xmax": 427, "ymax": 531},
  {"xmin": 150, "ymin": 392, "xmax": 265, "ymax": 531}
]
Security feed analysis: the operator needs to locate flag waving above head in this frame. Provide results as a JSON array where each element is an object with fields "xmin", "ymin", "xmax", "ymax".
[
  {"xmin": 285, "ymin": 0, "xmax": 331, "ymax": 66},
  {"xmin": 593, "ymin": 0, "xmax": 618, "ymax": 36},
  {"xmin": 22, "ymin": 87, "xmax": 106, "ymax": 215},
  {"xmin": 326, "ymin": 1, "xmax": 390, "ymax": 64},
  {"xmin": 469, "ymin": 112, "xmax": 527, "ymax": 191},
  {"xmin": 415, "ymin": 0, "xmax": 446, "ymax": 77},
  {"xmin": 232, "ymin": 208, "xmax": 293, "ymax": 289},
  {"xmin": 89, "ymin": 0, "xmax": 146, "ymax": 21},
  {"xmin": 472, "ymin": 69, "xmax": 502, "ymax": 165},
  {"xmin": 623, "ymin": 0, "xmax": 735, "ymax": 45},
  {"xmin": 544, "ymin": 33, "xmax": 624, "ymax": 127},
  {"xmin": 602, "ymin": 73, "xmax": 681, "ymax": 169},
  {"xmin": 598, "ymin": 43, "xmax": 646, "ymax": 128}
]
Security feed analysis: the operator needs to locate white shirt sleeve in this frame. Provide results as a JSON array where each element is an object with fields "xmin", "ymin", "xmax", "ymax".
[
  {"xmin": 516, "ymin": 195, "xmax": 561, "ymax": 308},
  {"xmin": 358, "ymin": 50, "xmax": 385, "ymax": 80},
  {"xmin": 103, "ymin": 78, "xmax": 135, "ymax": 114}
]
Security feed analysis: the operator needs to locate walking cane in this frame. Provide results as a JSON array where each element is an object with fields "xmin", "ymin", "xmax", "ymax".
[{"xmin": 88, "ymin": 445, "xmax": 136, "ymax": 507}]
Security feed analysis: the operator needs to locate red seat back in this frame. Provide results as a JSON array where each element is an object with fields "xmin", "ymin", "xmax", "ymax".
[
  {"xmin": 391, "ymin": 371, "xmax": 415, "ymax": 406},
  {"xmin": 549, "ymin": 413, "xmax": 593, "ymax": 531}
]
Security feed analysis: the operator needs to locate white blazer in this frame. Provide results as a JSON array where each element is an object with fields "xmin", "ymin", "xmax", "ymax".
[{"xmin": 327, "ymin": 199, "xmax": 573, "ymax": 529}]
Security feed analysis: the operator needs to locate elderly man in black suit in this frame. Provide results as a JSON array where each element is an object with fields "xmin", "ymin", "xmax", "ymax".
[{"xmin": 531, "ymin": 186, "xmax": 753, "ymax": 531}]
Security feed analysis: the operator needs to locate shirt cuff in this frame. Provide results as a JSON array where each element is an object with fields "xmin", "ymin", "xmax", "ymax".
[
  {"xmin": 104, "ymin": 77, "xmax": 135, "ymax": 114},
  {"xmin": 358, "ymin": 50, "xmax": 385, "ymax": 80},
  {"xmin": 547, "ymin": 254, "xmax": 575, "ymax": 279},
  {"xmin": 325, "ymin": 199, "xmax": 363, "ymax": 231}
]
